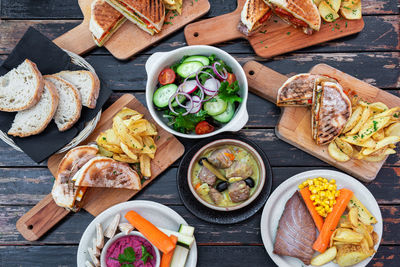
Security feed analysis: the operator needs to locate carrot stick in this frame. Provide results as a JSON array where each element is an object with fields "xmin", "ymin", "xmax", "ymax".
[
  {"xmin": 160, "ymin": 235, "xmax": 178, "ymax": 267},
  {"xmin": 125, "ymin": 210, "xmax": 176, "ymax": 254},
  {"xmin": 312, "ymin": 188, "xmax": 354, "ymax": 253},
  {"xmin": 299, "ymin": 188, "xmax": 324, "ymax": 232}
]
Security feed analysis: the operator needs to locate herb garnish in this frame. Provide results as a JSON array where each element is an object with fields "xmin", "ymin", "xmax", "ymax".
[
  {"xmin": 218, "ymin": 81, "xmax": 242, "ymax": 104},
  {"xmin": 110, "ymin": 245, "xmax": 153, "ymax": 266}
]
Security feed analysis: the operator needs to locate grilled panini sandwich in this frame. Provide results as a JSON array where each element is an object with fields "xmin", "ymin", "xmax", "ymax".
[
  {"xmin": 312, "ymin": 81, "xmax": 352, "ymax": 145},
  {"xmin": 89, "ymin": 0, "xmax": 127, "ymax": 47},
  {"xmin": 238, "ymin": 0, "xmax": 273, "ymax": 36},
  {"xmin": 105, "ymin": 0, "xmax": 165, "ymax": 35},
  {"xmin": 277, "ymin": 73, "xmax": 320, "ymax": 106},
  {"xmin": 265, "ymin": 0, "xmax": 321, "ymax": 35}
]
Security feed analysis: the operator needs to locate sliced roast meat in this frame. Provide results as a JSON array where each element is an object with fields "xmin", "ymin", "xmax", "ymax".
[
  {"xmin": 207, "ymin": 148, "xmax": 234, "ymax": 169},
  {"xmin": 228, "ymin": 181, "xmax": 250, "ymax": 203},
  {"xmin": 209, "ymin": 187, "xmax": 224, "ymax": 205},
  {"xmin": 273, "ymin": 191, "xmax": 316, "ymax": 265},
  {"xmin": 198, "ymin": 166, "xmax": 217, "ymax": 186},
  {"xmin": 225, "ymin": 160, "xmax": 253, "ymax": 178}
]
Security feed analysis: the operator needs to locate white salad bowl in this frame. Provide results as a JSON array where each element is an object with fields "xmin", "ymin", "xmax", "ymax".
[
  {"xmin": 100, "ymin": 231, "xmax": 160, "ymax": 267},
  {"xmin": 145, "ymin": 45, "xmax": 249, "ymax": 139}
]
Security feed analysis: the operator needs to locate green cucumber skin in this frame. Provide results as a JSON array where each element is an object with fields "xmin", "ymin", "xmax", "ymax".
[
  {"xmin": 153, "ymin": 84, "xmax": 178, "ymax": 108},
  {"xmin": 183, "ymin": 55, "xmax": 210, "ymax": 66},
  {"xmin": 176, "ymin": 61, "xmax": 204, "ymax": 78},
  {"xmin": 212, "ymin": 101, "xmax": 235, "ymax": 123},
  {"xmin": 203, "ymin": 97, "xmax": 228, "ymax": 116}
]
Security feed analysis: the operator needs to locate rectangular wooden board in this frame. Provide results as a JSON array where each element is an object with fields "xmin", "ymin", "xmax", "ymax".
[
  {"xmin": 184, "ymin": 0, "xmax": 364, "ymax": 58},
  {"xmin": 54, "ymin": 0, "xmax": 210, "ymax": 60},
  {"xmin": 17, "ymin": 94, "xmax": 184, "ymax": 241},
  {"xmin": 243, "ymin": 60, "xmax": 400, "ymax": 182}
]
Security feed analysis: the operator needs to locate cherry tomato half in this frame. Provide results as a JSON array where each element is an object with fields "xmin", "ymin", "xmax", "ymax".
[
  {"xmin": 195, "ymin": 121, "xmax": 215, "ymax": 135},
  {"xmin": 226, "ymin": 73, "xmax": 236, "ymax": 85},
  {"xmin": 158, "ymin": 68, "xmax": 176, "ymax": 85}
]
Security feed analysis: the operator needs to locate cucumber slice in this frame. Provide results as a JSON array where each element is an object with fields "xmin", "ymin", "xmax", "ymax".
[
  {"xmin": 172, "ymin": 94, "xmax": 186, "ymax": 107},
  {"xmin": 153, "ymin": 84, "xmax": 178, "ymax": 108},
  {"xmin": 158, "ymin": 227, "xmax": 195, "ymax": 249},
  {"xmin": 183, "ymin": 55, "xmax": 210, "ymax": 66},
  {"xmin": 176, "ymin": 61, "xmax": 203, "ymax": 78},
  {"xmin": 203, "ymin": 97, "xmax": 228, "ymax": 116},
  {"xmin": 178, "ymin": 224, "xmax": 195, "ymax": 237},
  {"xmin": 212, "ymin": 101, "xmax": 235, "ymax": 123}
]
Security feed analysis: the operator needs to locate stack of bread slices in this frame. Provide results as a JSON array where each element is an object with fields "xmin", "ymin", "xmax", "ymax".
[{"xmin": 0, "ymin": 59, "xmax": 100, "ymax": 137}]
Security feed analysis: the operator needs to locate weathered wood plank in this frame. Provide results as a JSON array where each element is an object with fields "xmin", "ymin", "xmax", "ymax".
[
  {"xmin": 1, "ymin": 0, "xmax": 398, "ymax": 19},
  {"xmin": 0, "ymin": 16, "xmax": 398, "ymax": 55},
  {"xmin": 0, "ymin": 204, "xmax": 398, "ymax": 245}
]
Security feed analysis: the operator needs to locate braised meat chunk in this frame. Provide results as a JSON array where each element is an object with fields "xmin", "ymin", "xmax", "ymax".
[
  {"xmin": 209, "ymin": 188, "xmax": 224, "ymax": 205},
  {"xmin": 228, "ymin": 181, "xmax": 250, "ymax": 203},
  {"xmin": 225, "ymin": 160, "xmax": 253, "ymax": 178},
  {"xmin": 198, "ymin": 166, "xmax": 217, "ymax": 186},
  {"xmin": 273, "ymin": 191, "xmax": 316, "ymax": 265},
  {"xmin": 208, "ymin": 148, "xmax": 234, "ymax": 169}
]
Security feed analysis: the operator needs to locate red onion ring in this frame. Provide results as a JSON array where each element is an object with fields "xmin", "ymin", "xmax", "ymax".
[{"xmin": 212, "ymin": 62, "xmax": 228, "ymax": 80}]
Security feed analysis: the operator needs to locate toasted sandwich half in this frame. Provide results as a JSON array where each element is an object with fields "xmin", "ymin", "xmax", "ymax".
[
  {"xmin": 105, "ymin": 0, "xmax": 165, "ymax": 35},
  {"xmin": 265, "ymin": 0, "xmax": 321, "ymax": 35},
  {"xmin": 89, "ymin": 0, "xmax": 127, "ymax": 47},
  {"xmin": 238, "ymin": 0, "xmax": 273, "ymax": 36},
  {"xmin": 312, "ymin": 81, "xmax": 352, "ymax": 145}
]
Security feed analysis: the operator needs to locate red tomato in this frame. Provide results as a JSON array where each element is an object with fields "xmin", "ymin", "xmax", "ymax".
[
  {"xmin": 158, "ymin": 68, "xmax": 176, "ymax": 85},
  {"xmin": 259, "ymin": 10, "xmax": 273, "ymax": 23},
  {"xmin": 195, "ymin": 121, "xmax": 215, "ymax": 135},
  {"xmin": 226, "ymin": 73, "xmax": 236, "ymax": 85},
  {"xmin": 274, "ymin": 7, "xmax": 292, "ymax": 17},
  {"xmin": 288, "ymin": 17, "xmax": 308, "ymax": 28}
]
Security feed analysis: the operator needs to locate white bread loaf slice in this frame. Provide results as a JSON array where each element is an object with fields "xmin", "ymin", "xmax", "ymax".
[
  {"xmin": 54, "ymin": 70, "xmax": 100, "ymax": 109},
  {"xmin": 44, "ymin": 75, "xmax": 82, "ymax": 131},
  {"xmin": 0, "ymin": 59, "xmax": 44, "ymax": 112},
  {"xmin": 8, "ymin": 80, "xmax": 59, "ymax": 137}
]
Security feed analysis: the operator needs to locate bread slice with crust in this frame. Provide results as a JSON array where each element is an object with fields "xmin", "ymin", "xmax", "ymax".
[
  {"xmin": 0, "ymin": 59, "xmax": 44, "ymax": 112},
  {"xmin": 44, "ymin": 75, "xmax": 82, "ymax": 131},
  {"xmin": 54, "ymin": 70, "xmax": 100, "ymax": 109},
  {"xmin": 8, "ymin": 80, "xmax": 59, "ymax": 137}
]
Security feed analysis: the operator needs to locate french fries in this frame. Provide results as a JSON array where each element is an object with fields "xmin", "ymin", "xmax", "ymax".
[
  {"xmin": 96, "ymin": 107, "xmax": 158, "ymax": 177},
  {"xmin": 316, "ymin": 0, "xmax": 363, "ymax": 22},
  {"xmin": 326, "ymin": 98, "xmax": 400, "ymax": 163}
]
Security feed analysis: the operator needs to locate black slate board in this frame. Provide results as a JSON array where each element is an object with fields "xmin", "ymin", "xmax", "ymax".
[
  {"xmin": 0, "ymin": 27, "xmax": 111, "ymax": 163},
  {"xmin": 177, "ymin": 133, "xmax": 273, "ymax": 224}
]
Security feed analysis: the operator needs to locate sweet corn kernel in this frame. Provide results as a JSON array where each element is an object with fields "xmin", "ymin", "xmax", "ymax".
[
  {"xmin": 330, "ymin": 179, "xmax": 336, "ymax": 184},
  {"xmin": 298, "ymin": 184, "xmax": 304, "ymax": 189},
  {"xmin": 310, "ymin": 195, "xmax": 316, "ymax": 201}
]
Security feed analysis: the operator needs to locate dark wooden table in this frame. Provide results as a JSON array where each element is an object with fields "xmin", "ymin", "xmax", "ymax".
[{"xmin": 0, "ymin": 0, "xmax": 399, "ymax": 266}]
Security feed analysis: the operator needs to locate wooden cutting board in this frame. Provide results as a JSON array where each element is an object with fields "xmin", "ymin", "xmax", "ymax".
[
  {"xmin": 184, "ymin": 0, "xmax": 364, "ymax": 58},
  {"xmin": 53, "ymin": 0, "xmax": 210, "ymax": 60},
  {"xmin": 16, "ymin": 94, "xmax": 185, "ymax": 241},
  {"xmin": 243, "ymin": 60, "xmax": 400, "ymax": 182}
]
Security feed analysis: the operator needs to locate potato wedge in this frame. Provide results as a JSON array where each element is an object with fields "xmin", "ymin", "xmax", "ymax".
[
  {"xmin": 96, "ymin": 134, "xmax": 124, "ymax": 153},
  {"xmin": 372, "ymin": 129, "xmax": 385, "ymax": 141},
  {"xmin": 340, "ymin": 136, "xmax": 376, "ymax": 148},
  {"xmin": 358, "ymin": 116, "xmax": 391, "ymax": 141},
  {"xmin": 335, "ymin": 138, "xmax": 354, "ymax": 156},
  {"xmin": 104, "ymin": 129, "xmax": 121, "ymax": 146},
  {"xmin": 340, "ymin": 0, "xmax": 361, "ymax": 20},
  {"xmin": 98, "ymin": 145, "xmax": 114, "ymax": 158},
  {"xmin": 348, "ymin": 196, "xmax": 377, "ymax": 225},
  {"xmin": 348, "ymin": 207, "xmax": 359, "ymax": 228},
  {"xmin": 314, "ymin": 0, "xmax": 323, "ymax": 6},
  {"xmin": 375, "ymin": 136, "xmax": 400, "ymax": 150},
  {"xmin": 113, "ymin": 116, "xmax": 143, "ymax": 150},
  {"xmin": 319, "ymin": 1, "xmax": 339, "ymax": 22},
  {"xmin": 115, "ymin": 107, "xmax": 143, "ymax": 121},
  {"xmin": 372, "ymin": 107, "xmax": 400, "ymax": 119},
  {"xmin": 347, "ymin": 107, "xmax": 370, "ymax": 135},
  {"xmin": 142, "ymin": 136, "xmax": 157, "ymax": 154},
  {"xmin": 369, "ymin": 102, "xmax": 389, "ymax": 113},
  {"xmin": 139, "ymin": 154, "xmax": 152, "ymax": 177},
  {"xmin": 353, "ymin": 224, "xmax": 374, "ymax": 248},
  {"xmin": 336, "ymin": 244, "xmax": 371, "ymax": 266},
  {"xmin": 113, "ymin": 153, "xmax": 139, "ymax": 163},
  {"xmin": 363, "ymin": 154, "xmax": 386, "ymax": 162},
  {"xmin": 333, "ymin": 228, "xmax": 364, "ymax": 243},
  {"xmin": 339, "ymin": 215, "xmax": 352, "ymax": 228},
  {"xmin": 343, "ymin": 106, "xmax": 363, "ymax": 133},
  {"xmin": 119, "ymin": 142, "xmax": 138, "ymax": 161},
  {"xmin": 127, "ymin": 119, "xmax": 148, "ymax": 135},
  {"xmin": 329, "ymin": 141, "xmax": 350, "ymax": 162},
  {"xmin": 324, "ymin": 0, "xmax": 341, "ymax": 12},
  {"xmin": 311, "ymin": 246, "xmax": 337, "ymax": 266},
  {"xmin": 385, "ymin": 122, "xmax": 400, "ymax": 137}
]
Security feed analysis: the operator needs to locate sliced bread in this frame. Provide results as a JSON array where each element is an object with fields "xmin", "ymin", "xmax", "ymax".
[
  {"xmin": 0, "ymin": 59, "xmax": 44, "ymax": 112},
  {"xmin": 8, "ymin": 80, "xmax": 59, "ymax": 137},
  {"xmin": 54, "ymin": 70, "xmax": 100, "ymax": 109},
  {"xmin": 44, "ymin": 75, "xmax": 82, "ymax": 131}
]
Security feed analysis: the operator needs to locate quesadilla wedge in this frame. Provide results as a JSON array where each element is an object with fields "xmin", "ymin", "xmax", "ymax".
[
  {"xmin": 265, "ymin": 0, "xmax": 321, "ymax": 34},
  {"xmin": 89, "ymin": 0, "xmax": 127, "ymax": 47},
  {"xmin": 105, "ymin": 0, "xmax": 165, "ymax": 35},
  {"xmin": 238, "ymin": 0, "xmax": 273, "ymax": 36},
  {"xmin": 277, "ymin": 73, "xmax": 320, "ymax": 106},
  {"xmin": 312, "ymin": 81, "xmax": 352, "ymax": 145}
]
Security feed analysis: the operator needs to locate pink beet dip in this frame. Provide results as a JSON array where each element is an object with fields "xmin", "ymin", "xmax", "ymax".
[{"xmin": 105, "ymin": 235, "xmax": 156, "ymax": 267}]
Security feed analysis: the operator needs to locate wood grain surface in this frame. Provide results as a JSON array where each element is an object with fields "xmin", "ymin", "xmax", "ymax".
[{"xmin": 0, "ymin": 0, "xmax": 398, "ymax": 266}]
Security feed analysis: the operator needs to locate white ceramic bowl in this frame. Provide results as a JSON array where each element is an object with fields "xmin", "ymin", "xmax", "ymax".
[
  {"xmin": 187, "ymin": 139, "xmax": 266, "ymax": 211},
  {"xmin": 100, "ymin": 231, "xmax": 160, "ymax": 267},
  {"xmin": 145, "ymin": 45, "xmax": 249, "ymax": 139}
]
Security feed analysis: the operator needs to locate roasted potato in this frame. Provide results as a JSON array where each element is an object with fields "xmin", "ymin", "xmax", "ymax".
[
  {"xmin": 385, "ymin": 122, "xmax": 400, "ymax": 136},
  {"xmin": 120, "ymin": 142, "xmax": 138, "ymax": 161},
  {"xmin": 333, "ymin": 228, "xmax": 364, "ymax": 243},
  {"xmin": 319, "ymin": 0, "xmax": 339, "ymax": 22},
  {"xmin": 336, "ymin": 244, "xmax": 371, "ymax": 266},
  {"xmin": 329, "ymin": 141, "xmax": 350, "ymax": 162},
  {"xmin": 347, "ymin": 107, "xmax": 370, "ymax": 135},
  {"xmin": 98, "ymin": 145, "xmax": 114, "ymax": 157},
  {"xmin": 340, "ymin": 136, "xmax": 376, "ymax": 148},
  {"xmin": 348, "ymin": 207, "xmax": 359, "ymax": 228},
  {"xmin": 335, "ymin": 138, "xmax": 354, "ymax": 156},
  {"xmin": 115, "ymin": 107, "xmax": 143, "ymax": 121},
  {"xmin": 347, "ymin": 196, "xmax": 377, "ymax": 225},
  {"xmin": 340, "ymin": 0, "xmax": 362, "ymax": 20},
  {"xmin": 358, "ymin": 116, "xmax": 391, "ymax": 141},
  {"xmin": 139, "ymin": 154, "xmax": 152, "ymax": 177},
  {"xmin": 353, "ymin": 224, "xmax": 374, "ymax": 248},
  {"xmin": 324, "ymin": 0, "xmax": 341, "ymax": 12},
  {"xmin": 369, "ymin": 102, "xmax": 389, "ymax": 113},
  {"xmin": 113, "ymin": 153, "xmax": 139, "ymax": 163},
  {"xmin": 113, "ymin": 116, "xmax": 143, "ymax": 150},
  {"xmin": 311, "ymin": 246, "xmax": 337, "ymax": 266},
  {"xmin": 343, "ymin": 106, "xmax": 363, "ymax": 133}
]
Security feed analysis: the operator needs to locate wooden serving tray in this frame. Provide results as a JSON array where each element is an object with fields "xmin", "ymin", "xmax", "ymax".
[
  {"xmin": 243, "ymin": 61, "xmax": 400, "ymax": 182},
  {"xmin": 53, "ymin": 0, "xmax": 210, "ymax": 60},
  {"xmin": 16, "ymin": 94, "xmax": 185, "ymax": 241},
  {"xmin": 184, "ymin": 0, "xmax": 364, "ymax": 58}
]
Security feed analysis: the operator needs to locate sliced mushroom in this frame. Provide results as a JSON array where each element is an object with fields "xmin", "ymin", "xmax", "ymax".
[
  {"xmin": 118, "ymin": 222, "xmax": 135, "ymax": 235},
  {"xmin": 88, "ymin": 247, "xmax": 100, "ymax": 267},
  {"xmin": 95, "ymin": 223, "xmax": 104, "ymax": 249},
  {"xmin": 104, "ymin": 214, "xmax": 121, "ymax": 239}
]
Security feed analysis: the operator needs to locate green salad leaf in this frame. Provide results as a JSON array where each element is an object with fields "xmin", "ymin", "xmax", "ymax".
[
  {"xmin": 218, "ymin": 81, "xmax": 242, "ymax": 103},
  {"xmin": 166, "ymin": 108, "xmax": 207, "ymax": 133}
]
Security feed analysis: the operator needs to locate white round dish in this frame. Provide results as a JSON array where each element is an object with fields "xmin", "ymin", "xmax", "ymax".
[
  {"xmin": 145, "ymin": 45, "xmax": 248, "ymax": 139},
  {"xmin": 187, "ymin": 139, "xmax": 266, "ymax": 211},
  {"xmin": 100, "ymin": 231, "xmax": 160, "ymax": 267},
  {"xmin": 77, "ymin": 200, "xmax": 197, "ymax": 267},
  {"xmin": 260, "ymin": 169, "xmax": 382, "ymax": 267}
]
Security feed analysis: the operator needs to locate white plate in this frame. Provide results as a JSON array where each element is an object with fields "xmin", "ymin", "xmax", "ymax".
[
  {"xmin": 260, "ymin": 170, "xmax": 382, "ymax": 267},
  {"xmin": 77, "ymin": 200, "xmax": 197, "ymax": 267}
]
